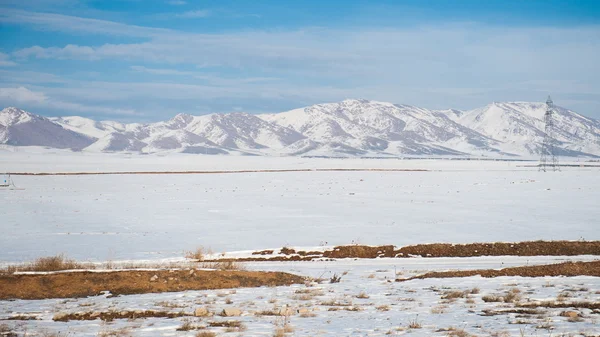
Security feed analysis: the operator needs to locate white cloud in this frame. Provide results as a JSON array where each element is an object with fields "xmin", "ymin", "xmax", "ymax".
[
  {"xmin": 0, "ymin": 86, "xmax": 139, "ymax": 116},
  {"xmin": 0, "ymin": 86, "xmax": 47, "ymax": 102},
  {"xmin": 130, "ymin": 65, "xmax": 277, "ymax": 84},
  {"xmin": 130, "ymin": 65, "xmax": 195, "ymax": 76},
  {"xmin": 0, "ymin": 9, "xmax": 170, "ymax": 38},
  {"xmin": 176, "ymin": 10, "xmax": 211, "ymax": 18},
  {"xmin": 0, "ymin": 69, "xmax": 66, "ymax": 84},
  {"xmin": 0, "ymin": 52, "xmax": 17, "ymax": 67}
]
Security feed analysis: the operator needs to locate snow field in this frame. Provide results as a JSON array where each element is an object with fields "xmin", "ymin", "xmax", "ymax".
[{"xmin": 1, "ymin": 162, "xmax": 598, "ymax": 263}]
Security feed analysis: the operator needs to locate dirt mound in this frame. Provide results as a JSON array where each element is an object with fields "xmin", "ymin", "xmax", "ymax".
[
  {"xmin": 237, "ymin": 241, "xmax": 600, "ymax": 262},
  {"xmin": 397, "ymin": 260, "xmax": 600, "ymax": 282},
  {"xmin": 395, "ymin": 241, "xmax": 600, "ymax": 257},
  {"xmin": 0, "ymin": 269, "xmax": 304, "ymax": 300},
  {"xmin": 323, "ymin": 245, "xmax": 395, "ymax": 259}
]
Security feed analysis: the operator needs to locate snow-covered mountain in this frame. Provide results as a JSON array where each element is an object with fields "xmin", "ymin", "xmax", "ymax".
[
  {"xmin": 457, "ymin": 102, "xmax": 600, "ymax": 157},
  {"xmin": 2, "ymin": 99, "xmax": 599, "ymax": 158},
  {"xmin": 0, "ymin": 107, "xmax": 95, "ymax": 149}
]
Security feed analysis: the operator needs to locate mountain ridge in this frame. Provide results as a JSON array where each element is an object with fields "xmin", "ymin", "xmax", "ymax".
[{"xmin": 2, "ymin": 99, "xmax": 599, "ymax": 158}]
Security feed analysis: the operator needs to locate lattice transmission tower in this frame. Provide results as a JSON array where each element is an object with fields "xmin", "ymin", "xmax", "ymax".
[{"xmin": 539, "ymin": 96, "xmax": 560, "ymax": 171}]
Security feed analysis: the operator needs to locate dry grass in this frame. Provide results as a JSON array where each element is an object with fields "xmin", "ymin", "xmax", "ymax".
[
  {"xmin": 0, "ymin": 324, "xmax": 17, "ymax": 337},
  {"xmin": 254, "ymin": 309, "xmax": 280, "ymax": 316},
  {"xmin": 445, "ymin": 328, "xmax": 474, "ymax": 337},
  {"xmin": 557, "ymin": 291, "xmax": 572, "ymax": 301},
  {"xmin": 519, "ymin": 301, "xmax": 600, "ymax": 310},
  {"xmin": 299, "ymin": 311, "xmax": 316, "ymax": 318},
  {"xmin": 431, "ymin": 305, "xmax": 448, "ymax": 314},
  {"xmin": 376, "ymin": 305, "xmax": 390, "ymax": 311},
  {"xmin": 356, "ymin": 291, "xmax": 370, "ymax": 299},
  {"xmin": 293, "ymin": 294, "xmax": 316, "ymax": 301},
  {"xmin": 273, "ymin": 323, "xmax": 294, "ymax": 336},
  {"xmin": 195, "ymin": 332, "xmax": 217, "ymax": 337},
  {"xmin": 408, "ymin": 316, "xmax": 422, "ymax": 329},
  {"xmin": 208, "ymin": 320, "xmax": 244, "ymax": 328},
  {"xmin": 442, "ymin": 290, "xmax": 468, "ymax": 299},
  {"xmin": 185, "ymin": 247, "xmax": 210, "ymax": 261},
  {"xmin": 54, "ymin": 310, "xmax": 190, "ymax": 322},
  {"xmin": 482, "ymin": 295, "xmax": 501, "ymax": 303},
  {"xmin": 482, "ymin": 288, "xmax": 521, "ymax": 304},
  {"xmin": 97, "ymin": 327, "xmax": 132, "ymax": 337},
  {"xmin": 567, "ymin": 316, "xmax": 584, "ymax": 322},
  {"xmin": 344, "ymin": 306, "xmax": 362, "ymax": 311},
  {"xmin": 1, "ymin": 254, "xmax": 93, "ymax": 274},
  {"xmin": 209, "ymin": 260, "xmax": 245, "ymax": 271},
  {"xmin": 504, "ymin": 288, "xmax": 522, "ymax": 303},
  {"xmin": 329, "ymin": 273, "xmax": 342, "ymax": 283},
  {"xmin": 177, "ymin": 319, "xmax": 206, "ymax": 331}
]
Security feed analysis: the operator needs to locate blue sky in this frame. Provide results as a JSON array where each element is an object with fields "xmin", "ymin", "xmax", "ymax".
[{"xmin": 1, "ymin": 0, "xmax": 599, "ymax": 121}]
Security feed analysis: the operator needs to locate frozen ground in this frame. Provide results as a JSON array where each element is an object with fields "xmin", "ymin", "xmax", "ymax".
[
  {"xmin": 1, "ymin": 256, "xmax": 599, "ymax": 336},
  {"xmin": 0, "ymin": 155, "xmax": 599, "ymax": 262}
]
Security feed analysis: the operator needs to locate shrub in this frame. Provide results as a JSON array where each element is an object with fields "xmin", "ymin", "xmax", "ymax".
[
  {"xmin": 185, "ymin": 247, "xmax": 207, "ymax": 261},
  {"xmin": 330, "ymin": 273, "xmax": 342, "ymax": 283},
  {"xmin": 356, "ymin": 291, "xmax": 370, "ymax": 299},
  {"xmin": 2, "ymin": 254, "xmax": 93, "ymax": 273},
  {"xmin": 196, "ymin": 332, "xmax": 217, "ymax": 337},
  {"xmin": 408, "ymin": 315, "xmax": 422, "ymax": 329}
]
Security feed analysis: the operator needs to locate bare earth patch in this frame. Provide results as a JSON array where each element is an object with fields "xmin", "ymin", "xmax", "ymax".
[
  {"xmin": 0, "ymin": 269, "xmax": 304, "ymax": 300},
  {"xmin": 214, "ymin": 241, "xmax": 600, "ymax": 262},
  {"xmin": 396, "ymin": 260, "xmax": 600, "ymax": 282}
]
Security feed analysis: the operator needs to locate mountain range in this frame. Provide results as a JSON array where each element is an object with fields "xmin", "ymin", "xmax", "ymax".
[{"xmin": 1, "ymin": 99, "xmax": 599, "ymax": 158}]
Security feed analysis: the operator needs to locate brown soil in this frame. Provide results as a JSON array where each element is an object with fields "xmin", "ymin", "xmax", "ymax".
[
  {"xmin": 0, "ymin": 269, "xmax": 304, "ymax": 300},
  {"xmin": 323, "ymin": 245, "xmax": 396, "ymax": 258},
  {"xmin": 394, "ymin": 241, "xmax": 600, "ymax": 257},
  {"xmin": 396, "ymin": 260, "xmax": 600, "ymax": 282},
  {"xmin": 236, "ymin": 241, "xmax": 600, "ymax": 262}
]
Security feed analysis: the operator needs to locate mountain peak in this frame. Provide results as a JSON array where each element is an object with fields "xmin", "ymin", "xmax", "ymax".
[
  {"xmin": 167, "ymin": 113, "xmax": 195, "ymax": 128},
  {"xmin": 0, "ymin": 107, "xmax": 36, "ymax": 126}
]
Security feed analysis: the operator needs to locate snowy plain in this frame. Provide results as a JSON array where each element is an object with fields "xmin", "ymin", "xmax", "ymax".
[
  {"xmin": 1, "ymin": 151, "xmax": 599, "ymax": 336},
  {"xmin": 0, "ymin": 151, "xmax": 599, "ymax": 262}
]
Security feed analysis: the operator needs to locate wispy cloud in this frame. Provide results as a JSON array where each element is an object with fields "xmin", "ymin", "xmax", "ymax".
[
  {"xmin": 0, "ymin": 86, "xmax": 47, "ymax": 103},
  {"xmin": 0, "ymin": 86, "xmax": 139, "ymax": 116},
  {"xmin": 176, "ymin": 9, "xmax": 211, "ymax": 18},
  {"xmin": 0, "ymin": 69, "xmax": 65, "ymax": 84},
  {"xmin": 130, "ymin": 65, "xmax": 194, "ymax": 76},
  {"xmin": 0, "ymin": 52, "xmax": 17, "ymax": 67},
  {"xmin": 0, "ymin": 9, "xmax": 170, "ymax": 38},
  {"xmin": 130, "ymin": 65, "xmax": 277, "ymax": 84}
]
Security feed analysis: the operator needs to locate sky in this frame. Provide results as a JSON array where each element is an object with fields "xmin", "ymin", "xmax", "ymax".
[{"xmin": 0, "ymin": 0, "xmax": 599, "ymax": 122}]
